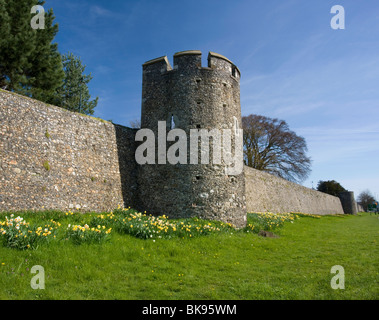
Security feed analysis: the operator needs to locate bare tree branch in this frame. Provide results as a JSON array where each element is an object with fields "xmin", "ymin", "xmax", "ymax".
[{"xmin": 242, "ymin": 114, "xmax": 312, "ymax": 183}]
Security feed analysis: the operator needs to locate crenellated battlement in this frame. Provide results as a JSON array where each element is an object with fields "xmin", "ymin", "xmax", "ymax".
[
  {"xmin": 142, "ymin": 50, "xmax": 240, "ymax": 79},
  {"xmin": 142, "ymin": 55, "xmax": 172, "ymax": 74},
  {"xmin": 173, "ymin": 50, "xmax": 202, "ymax": 70},
  {"xmin": 208, "ymin": 52, "xmax": 240, "ymax": 79}
]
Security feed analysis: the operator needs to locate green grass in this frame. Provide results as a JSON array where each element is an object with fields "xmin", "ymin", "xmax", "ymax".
[{"xmin": 0, "ymin": 210, "xmax": 378, "ymax": 300}]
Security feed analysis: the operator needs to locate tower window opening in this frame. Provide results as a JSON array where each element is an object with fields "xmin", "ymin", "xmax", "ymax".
[{"xmin": 170, "ymin": 114, "xmax": 176, "ymax": 130}]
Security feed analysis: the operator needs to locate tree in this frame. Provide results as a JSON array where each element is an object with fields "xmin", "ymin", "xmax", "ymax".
[
  {"xmin": 242, "ymin": 114, "xmax": 312, "ymax": 183},
  {"xmin": 0, "ymin": 1, "xmax": 11, "ymax": 82},
  {"xmin": 357, "ymin": 190, "xmax": 376, "ymax": 212},
  {"xmin": 0, "ymin": 0, "xmax": 64, "ymax": 102},
  {"xmin": 317, "ymin": 180, "xmax": 347, "ymax": 197},
  {"xmin": 129, "ymin": 119, "xmax": 141, "ymax": 129},
  {"xmin": 56, "ymin": 52, "xmax": 98, "ymax": 115},
  {"xmin": 28, "ymin": 3, "xmax": 65, "ymax": 103}
]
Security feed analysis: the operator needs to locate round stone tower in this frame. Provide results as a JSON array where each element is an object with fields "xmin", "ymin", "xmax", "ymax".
[
  {"xmin": 137, "ymin": 50, "xmax": 246, "ymax": 228},
  {"xmin": 338, "ymin": 191, "xmax": 358, "ymax": 215}
]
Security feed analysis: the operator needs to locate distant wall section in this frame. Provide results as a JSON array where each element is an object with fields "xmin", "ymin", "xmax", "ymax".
[
  {"xmin": 244, "ymin": 166, "xmax": 344, "ymax": 214},
  {"xmin": 338, "ymin": 191, "xmax": 358, "ymax": 215},
  {"xmin": 0, "ymin": 90, "xmax": 138, "ymax": 213}
]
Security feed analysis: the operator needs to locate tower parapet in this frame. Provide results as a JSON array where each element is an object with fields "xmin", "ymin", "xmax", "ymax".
[
  {"xmin": 142, "ymin": 50, "xmax": 240, "ymax": 77},
  {"xmin": 208, "ymin": 51, "xmax": 241, "ymax": 79},
  {"xmin": 173, "ymin": 50, "xmax": 202, "ymax": 70},
  {"xmin": 138, "ymin": 50, "xmax": 246, "ymax": 228},
  {"xmin": 143, "ymin": 55, "xmax": 172, "ymax": 74}
]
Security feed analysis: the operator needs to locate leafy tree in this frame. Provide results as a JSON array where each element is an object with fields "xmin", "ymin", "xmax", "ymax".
[
  {"xmin": 317, "ymin": 180, "xmax": 347, "ymax": 197},
  {"xmin": 28, "ymin": 3, "xmax": 64, "ymax": 103},
  {"xmin": 0, "ymin": 1, "xmax": 11, "ymax": 84},
  {"xmin": 0, "ymin": 0, "xmax": 64, "ymax": 102},
  {"xmin": 357, "ymin": 190, "xmax": 376, "ymax": 212},
  {"xmin": 56, "ymin": 52, "xmax": 98, "ymax": 115},
  {"xmin": 242, "ymin": 114, "xmax": 312, "ymax": 183}
]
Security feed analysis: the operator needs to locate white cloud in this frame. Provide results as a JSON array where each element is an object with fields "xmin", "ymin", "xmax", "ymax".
[{"xmin": 90, "ymin": 5, "xmax": 113, "ymax": 18}]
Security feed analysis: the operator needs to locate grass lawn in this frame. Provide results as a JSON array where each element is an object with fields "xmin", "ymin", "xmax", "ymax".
[{"xmin": 0, "ymin": 210, "xmax": 378, "ymax": 300}]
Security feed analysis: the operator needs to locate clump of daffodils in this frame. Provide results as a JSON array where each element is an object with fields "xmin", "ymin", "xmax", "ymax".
[
  {"xmin": 0, "ymin": 208, "xmax": 323, "ymax": 249},
  {"xmin": 90, "ymin": 209, "xmax": 236, "ymax": 240},
  {"xmin": 0, "ymin": 215, "xmax": 59, "ymax": 250},
  {"xmin": 247, "ymin": 212, "xmax": 299, "ymax": 232},
  {"xmin": 65, "ymin": 224, "xmax": 112, "ymax": 245},
  {"xmin": 291, "ymin": 212, "xmax": 321, "ymax": 219},
  {"xmin": 246, "ymin": 211, "xmax": 320, "ymax": 233}
]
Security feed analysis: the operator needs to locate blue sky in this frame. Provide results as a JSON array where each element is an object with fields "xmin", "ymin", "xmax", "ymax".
[{"xmin": 45, "ymin": 0, "xmax": 379, "ymax": 200}]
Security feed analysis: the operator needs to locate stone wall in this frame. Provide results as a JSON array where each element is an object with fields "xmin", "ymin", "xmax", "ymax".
[
  {"xmin": 1, "ymin": 60, "xmax": 351, "ymax": 220},
  {"xmin": 244, "ymin": 166, "xmax": 344, "ymax": 215},
  {"xmin": 0, "ymin": 89, "xmax": 138, "ymax": 213},
  {"xmin": 0, "ymin": 89, "xmax": 348, "ymax": 218}
]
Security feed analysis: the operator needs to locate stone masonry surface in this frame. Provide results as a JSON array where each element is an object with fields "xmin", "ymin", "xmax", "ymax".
[
  {"xmin": 245, "ymin": 166, "xmax": 344, "ymax": 215},
  {"xmin": 0, "ymin": 89, "xmax": 138, "ymax": 213}
]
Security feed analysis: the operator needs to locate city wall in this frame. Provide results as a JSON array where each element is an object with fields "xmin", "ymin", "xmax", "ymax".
[
  {"xmin": 0, "ymin": 89, "xmax": 138, "ymax": 213},
  {"xmin": 0, "ymin": 54, "xmax": 350, "ymax": 221},
  {"xmin": 244, "ymin": 166, "xmax": 344, "ymax": 215}
]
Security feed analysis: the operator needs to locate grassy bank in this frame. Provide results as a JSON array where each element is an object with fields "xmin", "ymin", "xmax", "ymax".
[{"xmin": 0, "ymin": 210, "xmax": 377, "ymax": 300}]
